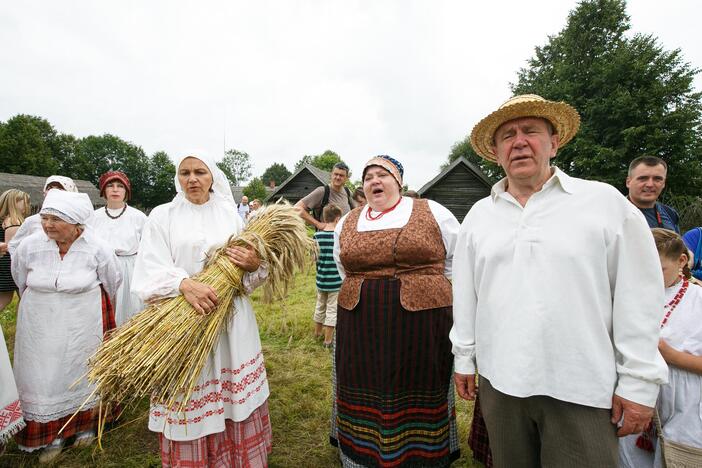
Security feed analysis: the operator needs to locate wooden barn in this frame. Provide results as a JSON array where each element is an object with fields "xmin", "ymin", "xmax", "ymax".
[
  {"xmin": 266, "ymin": 165, "xmax": 330, "ymax": 204},
  {"xmin": 417, "ymin": 157, "xmax": 493, "ymax": 222},
  {"xmin": 0, "ymin": 172, "xmax": 105, "ymax": 211}
]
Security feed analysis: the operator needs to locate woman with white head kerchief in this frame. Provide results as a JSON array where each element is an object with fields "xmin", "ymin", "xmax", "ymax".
[
  {"xmin": 7, "ymin": 175, "xmax": 79, "ymax": 256},
  {"xmin": 88, "ymin": 171, "xmax": 147, "ymax": 326},
  {"xmin": 10, "ymin": 190, "xmax": 121, "ymax": 462},
  {"xmin": 132, "ymin": 152, "xmax": 272, "ymax": 467}
]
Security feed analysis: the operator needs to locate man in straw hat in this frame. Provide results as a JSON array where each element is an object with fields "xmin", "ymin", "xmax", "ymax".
[{"xmin": 450, "ymin": 94, "xmax": 668, "ymax": 466}]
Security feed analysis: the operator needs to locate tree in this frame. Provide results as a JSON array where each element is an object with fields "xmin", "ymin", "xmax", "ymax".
[
  {"xmin": 511, "ymin": 0, "xmax": 702, "ymax": 198},
  {"xmin": 142, "ymin": 151, "xmax": 176, "ymax": 209},
  {"xmin": 75, "ymin": 134, "xmax": 151, "ymax": 206},
  {"xmin": 261, "ymin": 162, "xmax": 291, "ymax": 186},
  {"xmin": 243, "ymin": 177, "xmax": 267, "ymax": 201},
  {"xmin": 0, "ymin": 114, "xmax": 59, "ymax": 176},
  {"xmin": 294, "ymin": 150, "xmax": 346, "ymax": 173},
  {"xmin": 445, "ymin": 136, "xmax": 502, "ymax": 183},
  {"xmin": 218, "ymin": 149, "xmax": 252, "ymax": 185}
]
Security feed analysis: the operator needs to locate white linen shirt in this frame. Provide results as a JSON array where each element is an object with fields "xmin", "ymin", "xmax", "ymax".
[
  {"xmin": 11, "ymin": 229, "xmax": 121, "ymax": 298},
  {"xmin": 88, "ymin": 205, "xmax": 147, "ymax": 256},
  {"xmin": 450, "ymin": 168, "xmax": 668, "ymax": 409},
  {"xmin": 333, "ymin": 197, "xmax": 460, "ymax": 279}
]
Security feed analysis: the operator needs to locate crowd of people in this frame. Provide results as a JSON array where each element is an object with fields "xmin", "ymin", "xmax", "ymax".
[{"xmin": 0, "ymin": 93, "xmax": 700, "ymax": 467}]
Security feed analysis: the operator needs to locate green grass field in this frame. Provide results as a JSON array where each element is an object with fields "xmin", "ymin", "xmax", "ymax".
[{"xmin": 0, "ymin": 267, "xmax": 479, "ymax": 467}]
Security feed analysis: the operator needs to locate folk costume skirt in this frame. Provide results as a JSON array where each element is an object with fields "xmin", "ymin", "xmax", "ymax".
[{"xmin": 335, "ymin": 278, "xmax": 459, "ymax": 467}]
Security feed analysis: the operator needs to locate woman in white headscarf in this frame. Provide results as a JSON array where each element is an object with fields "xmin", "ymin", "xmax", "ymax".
[
  {"xmin": 11, "ymin": 190, "xmax": 121, "ymax": 463},
  {"xmin": 132, "ymin": 153, "xmax": 272, "ymax": 468},
  {"xmin": 8, "ymin": 175, "xmax": 78, "ymax": 256}
]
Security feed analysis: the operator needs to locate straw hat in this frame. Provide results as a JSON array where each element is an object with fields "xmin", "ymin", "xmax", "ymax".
[{"xmin": 470, "ymin": 94, "xmax": 581, "ymax": 162}]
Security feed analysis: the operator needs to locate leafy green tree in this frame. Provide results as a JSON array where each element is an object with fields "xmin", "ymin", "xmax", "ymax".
[
  {"xmin": 243, "ymin": 177, "xmax": 268, "ymax": 201},
  {"xmin": 0, "ymin": 114, "xmax": 59, "ymax": 176},
  {"xmin": 511, "ymin": 0, "xmax": 702, "ymax": 197},
  {"xmin": 294, "ymin": 150, "xmax": 346, "ymax": 173},
  {"xmin": 445, "ymin": 136, "xmax": 502, "ymax": 183},
  {"xmin": 261, "ymin": 162, "xmax": 291, "ymax": 186},
  {"xmin": 142, "ymin": 151, "xmax": 176, "ymax": 209},
  {"xmin": 218, "ymin": 149, "xmax": 252, "ymax": 185},
  {"xmin": 75, "ymin": 134, "xmax": 151, "ymax": 205}
]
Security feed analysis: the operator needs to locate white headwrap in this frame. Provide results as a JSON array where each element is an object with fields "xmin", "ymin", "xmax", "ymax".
[
  {"xmin": 40, "ymin": 190, "xmax": 94, "ymax": 225},
  {"xmin": 43, "ymin": 175, "xmax": 78, "ymax": 193},
  {"xmin": 174, "ymin": 151, "xmax": 235, "ymax": 205}
]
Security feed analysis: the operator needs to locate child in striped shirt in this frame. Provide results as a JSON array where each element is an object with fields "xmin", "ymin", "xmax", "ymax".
[{"xmin": 313, "ymin": 204, "xmax": 342, "ymax": 348}]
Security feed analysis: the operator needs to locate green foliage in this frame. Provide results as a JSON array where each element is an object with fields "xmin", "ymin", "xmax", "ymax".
[
  {"xmin": 261, "ymin": 162, "xmax": 291, "ymax": 186},
  {"xmin": 0, "ymin": 115, "xmax": 59, "ymax": 176},
  {"xmin": 74, "ymin": 134, "xmax": 152, "ymax": 205},
  {"xmin": 143, "ymin": 151, "xmax": 176, "ymax": 209},
  {"xmin": 243, "ymin": 177, "xmax": 268, "ymax": 200},
  {"xmin": 294, "ymin": 150, "xmax": 346, "ymax": 173},
  {"xmin": 217, "ymin": 149, "xmax": 252, "ymax": 185},
  {"xmin": 445, "ymin": 136, "xmax": 502, "ymax": 183},
  {"xmin": 512, "ymin": 0, "xmax": 702, "ymax": 196}
]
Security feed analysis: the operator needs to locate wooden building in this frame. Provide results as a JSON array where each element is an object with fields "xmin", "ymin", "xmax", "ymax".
[
  {"xmin": 417, "ymin": 157, "xmax": 492, "ymax": 222},
  {"xmin": 0, "ymin": 172, "xmax": 104, "ymax": 210},
  {"xmin": 266, "ymin": 165, "xmax": 330, "ymax": 204}
]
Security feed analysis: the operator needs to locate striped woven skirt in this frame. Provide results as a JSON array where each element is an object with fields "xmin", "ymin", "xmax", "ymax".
[{"xmin": 335, "ymin": 278, "xmax": 459, "ymax": 467}]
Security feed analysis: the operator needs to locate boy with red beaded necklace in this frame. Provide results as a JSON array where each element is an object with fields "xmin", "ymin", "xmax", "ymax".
[{"xmin": 620, "ymin": 228, "xmax": 702, "ymax": 467}]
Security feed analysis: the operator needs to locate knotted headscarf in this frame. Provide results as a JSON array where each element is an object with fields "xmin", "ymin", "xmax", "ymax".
[
  {"xmin": 43, "ymin": 175, "xmax": 78, "ymax": 193},
  {"xmin": 40, "ymin": 190, "xmax": 94, "ymax": 225},
  {"xmin": 362, "ymin": 155, "xmax": 404, "ymax": 188}
]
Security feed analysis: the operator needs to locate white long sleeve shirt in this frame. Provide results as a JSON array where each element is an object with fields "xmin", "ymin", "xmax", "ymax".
[
  {"xmin": 11, "ymin": 228, "xmax": 121, "ymax": 298},
  {"xmin": 450, "ymin": 168, "xmax": 668, "ymax": 408}
]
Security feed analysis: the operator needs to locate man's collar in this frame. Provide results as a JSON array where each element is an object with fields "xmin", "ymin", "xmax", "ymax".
[{"xmin": 490, "ymin": 166, "xmax": 575, "ymax": 202}]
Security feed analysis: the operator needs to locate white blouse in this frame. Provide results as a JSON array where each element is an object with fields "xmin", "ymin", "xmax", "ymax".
[
  {"xmin": 11, "ymin": 229, "xmax": 121, "ymax": 298},
  {"xmin": 333, "ymin": 197, "xmax": 459, "ymax": 279},
  {"xmin": 88, "ymin": 206, "xmax": 147, "ymax": 256}
]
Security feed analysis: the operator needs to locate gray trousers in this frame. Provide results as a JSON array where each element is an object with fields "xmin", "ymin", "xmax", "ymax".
[{"xmin": 479, "ymin": 377, "xmax": 619, "ymax": 468}]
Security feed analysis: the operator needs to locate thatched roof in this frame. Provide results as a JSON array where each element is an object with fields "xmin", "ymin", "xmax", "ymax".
[{"xmin": 0, "ymin": 172, "xmax": 105, "ymax": 209}]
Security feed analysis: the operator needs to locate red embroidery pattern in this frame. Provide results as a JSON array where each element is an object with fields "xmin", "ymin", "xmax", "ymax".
[
  {"xmin": 0, "ymin": 400, "xmax": 23, "ymax": 431},
  {"xmin": 150, "ymin": 355, "xmax": 268, "ymax": 426}
]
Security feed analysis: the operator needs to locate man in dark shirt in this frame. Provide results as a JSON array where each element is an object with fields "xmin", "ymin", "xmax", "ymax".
[{"xmin": 626, "ymin": 155, "xmax": 680, "ymax": 233}]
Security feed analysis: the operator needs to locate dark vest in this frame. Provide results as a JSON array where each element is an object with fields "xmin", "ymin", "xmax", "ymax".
[{"xmin": 337, "ymin": 198, "xmax": 452, "ymax": 311}]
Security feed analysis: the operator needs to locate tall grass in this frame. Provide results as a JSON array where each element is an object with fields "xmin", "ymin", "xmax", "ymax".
[{"xmin": 0, "ymin": 268, "xmax": 478, "ymax": 467}]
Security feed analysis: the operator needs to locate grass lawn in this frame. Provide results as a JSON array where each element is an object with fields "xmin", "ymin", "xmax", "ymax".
[{"xmin": 0, "ymin": 266, "xmax": 479, "ymax": 467}]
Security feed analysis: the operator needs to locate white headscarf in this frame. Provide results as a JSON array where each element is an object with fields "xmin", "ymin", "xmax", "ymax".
[
  {"xmin": 43, "ymin": 175, "xmax": 78, "ymax": 193},
  {"xmin": 40, "ymin": 190, "xmax": 94, "ymax": 225},
  {"xmin": 174, "ymin": 151, "xmax": 235, "ymax": 205}
]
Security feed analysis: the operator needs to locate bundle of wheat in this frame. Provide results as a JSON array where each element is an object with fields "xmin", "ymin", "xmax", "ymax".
[{"xmin": 73, "ymin": 202, "xmax": 315, "ymax": 444}]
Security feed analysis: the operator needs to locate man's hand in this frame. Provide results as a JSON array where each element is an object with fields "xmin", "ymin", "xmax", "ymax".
[
  {"xmin": 611, "ymin": 394, "xmax": 654, "ymax": 437},
  {"xmin": 454, "ymin": 373, "xmax": 477, "ymax": 401}
]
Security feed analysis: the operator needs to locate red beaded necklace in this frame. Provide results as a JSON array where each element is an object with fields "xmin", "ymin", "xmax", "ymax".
[
  {"xmin": 660, "ymin": 276, "xmax": 689, "ymax": 329},
  {"xmin": 365, "ymin": 196, "xmax": 403, "ymax": 221}
]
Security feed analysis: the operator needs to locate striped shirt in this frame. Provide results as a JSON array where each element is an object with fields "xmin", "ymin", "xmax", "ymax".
[{"xmin": 314, "ymin": 231, "xmax": 341, "ymax": 291}]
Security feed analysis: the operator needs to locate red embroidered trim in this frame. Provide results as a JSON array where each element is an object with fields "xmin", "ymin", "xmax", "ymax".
[
  {"xmin": 0, "ymin": 400, "xmax": 23, "ymax": 431},
  {"xmin": 150, "ymin": 358, "xmax": 268, "ymax": 426},
  {"xmin": 661, "ymin": 276, "xmax": 688, "ymax": 329}
]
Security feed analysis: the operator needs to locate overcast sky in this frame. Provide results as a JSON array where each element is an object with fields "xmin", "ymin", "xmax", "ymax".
[{"xmin": 1, "ymin": 1, "xmax": 700, "ymax": 190}]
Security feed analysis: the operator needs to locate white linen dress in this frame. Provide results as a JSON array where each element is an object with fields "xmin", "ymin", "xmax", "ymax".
[
  {"xmin": 132, "ymin": 194, "xmax": 270, "ymax": 441},
  {"xmin": 10, "ymin": 229, "xmax": 121, "ymax": 449},
  {"xmin": 89, "ymin": 205, "xmax": 147, "ymax": 325},
  {"xmin": 619, "ymin": 279, "xmax": 702, "ymax": 467}
]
